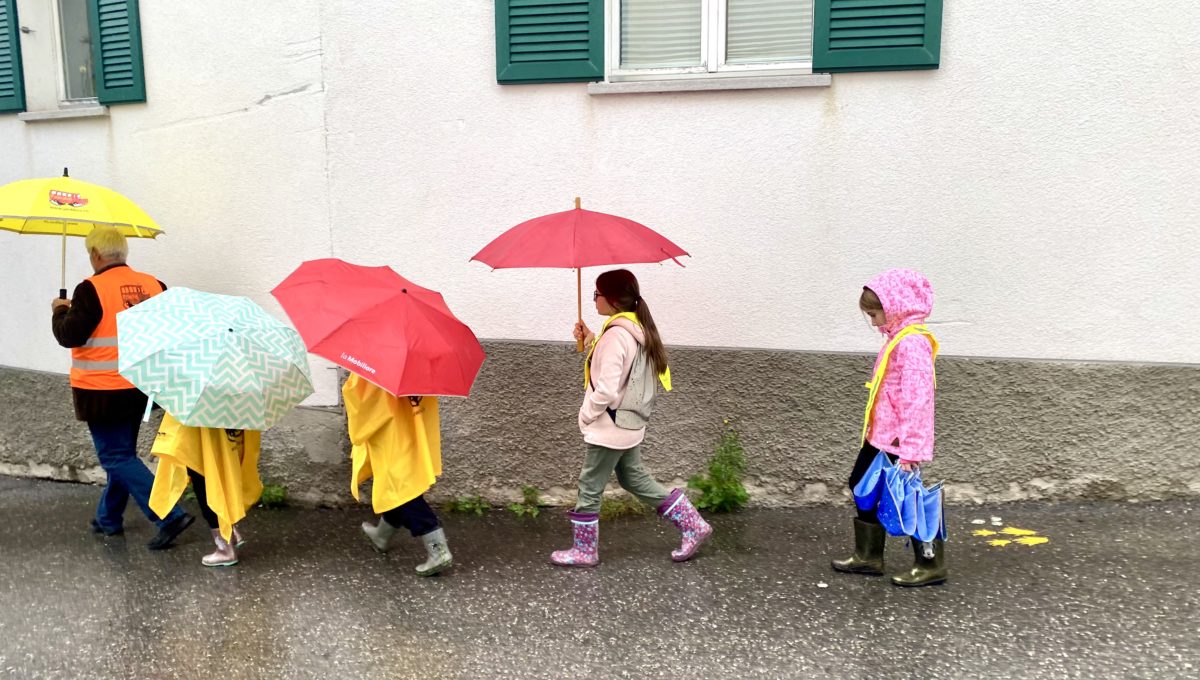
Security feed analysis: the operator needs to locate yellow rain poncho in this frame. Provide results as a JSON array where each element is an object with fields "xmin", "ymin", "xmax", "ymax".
[
  {"xmin": 149, "ymin": 414, "xmax": 263, "ymax": 541},
  {"xmin": 343, "ymin": 374, "xmax": 441, "ymax": 513}
]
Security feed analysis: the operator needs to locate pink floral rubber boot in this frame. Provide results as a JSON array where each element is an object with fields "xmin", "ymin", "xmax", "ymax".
[
  {"xmin": 659, "ymin": 489, "xmax": 713, "ymax": 562},
  {"xmin": 550, "ymin": 511, "xmax": 600, "ymax": 567}
]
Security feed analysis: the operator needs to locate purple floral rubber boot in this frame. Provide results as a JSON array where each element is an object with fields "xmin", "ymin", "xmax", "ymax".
[
  {"xmin": 659, "ymin": 489, "xmax": 713, "ymax": 562},
  {"xmin": 550, "ymin": 511, "xmax": 600, "ymax": 567}
]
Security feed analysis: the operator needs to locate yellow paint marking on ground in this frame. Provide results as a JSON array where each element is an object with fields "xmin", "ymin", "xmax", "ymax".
[
  {"xmin": 988, "ymin": 539, "xmax": 1012, "ymax": 547},
  {"xmin": 1000, "ymin": 527, "xmax": 1038, "ymax": 536},
  {"xmin": 972, "ymin": 529, "xmax": 998, "ymax": 536},
  {"xmin": 1014, "ymin": 536, "xmax": 1050, "ymax": 546}
]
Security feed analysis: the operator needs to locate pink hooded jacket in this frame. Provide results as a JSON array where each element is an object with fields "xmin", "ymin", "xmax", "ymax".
[
  {"xmin": 578, "ymin": 317, "xmax": 647, "ymax": 450},
  {"xmin": 864, "ymin": 269, "xmax": 936, "ymax": 463}
]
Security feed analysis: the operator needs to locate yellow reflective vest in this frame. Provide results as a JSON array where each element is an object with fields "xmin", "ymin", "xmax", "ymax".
[
  {"xmin": 860, "ymin": 324, "xmax": 939, "ymax": 447},
  {"xmin": 583, "ymin": 311, "xmax": 672, "ymax": 391}
]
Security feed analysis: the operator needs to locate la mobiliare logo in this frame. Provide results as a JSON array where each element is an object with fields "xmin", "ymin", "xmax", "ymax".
[{"xmin": 340, "ymin": 353, "xmax": 377, "ymax": 375}]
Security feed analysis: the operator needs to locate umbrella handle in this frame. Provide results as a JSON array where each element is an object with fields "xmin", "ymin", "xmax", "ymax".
[
  {"xmin": 142, "ymin": 393, "xmax": 156, "ymax": 423},
  {"xmin": 61, "ymin": 227, "xmax": 68, "ymax": 300},
  {"xmin": 575, "ymin": 198, "xmax": 585, "ymax": 353},
  {"xmin": 576, "ymin": 268, "xmax": 584, "ymax": 353}
]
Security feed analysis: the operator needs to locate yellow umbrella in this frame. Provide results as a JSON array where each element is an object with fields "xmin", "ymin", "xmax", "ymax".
[{"xmin": 0, "ymin": 168, "xmax": 163, "ymax": 297}]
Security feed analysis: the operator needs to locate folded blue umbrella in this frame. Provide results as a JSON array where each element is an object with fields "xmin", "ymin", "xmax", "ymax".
[
  {"xmin": 914, "ymin": 480, "xmax": 947, "ymax": 542},
  {"xmin": 851, "ymin": 450, "xmax": 894, "ymax": 511},
  {"xmin": 878, "ymin": 465, "xmax": 921, "ymax": 537}
]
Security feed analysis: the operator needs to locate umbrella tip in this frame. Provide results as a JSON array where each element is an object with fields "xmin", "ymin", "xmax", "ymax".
[
  {"xmin": 574, "ymin": 196, "xmax": 581, "ymax": 210},
  {"xmin": 62, "ymin": 167, "xmax": 69, "ymax": 177}
]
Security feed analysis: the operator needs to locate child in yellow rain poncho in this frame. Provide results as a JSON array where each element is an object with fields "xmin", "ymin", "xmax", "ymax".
[
  {"xmin": 149, "ymin": 414, "xmax": 262, "ymax": 567},
  {"xmin": 345, "ymin": 374, "xmax": 453, "ymax": 577}
]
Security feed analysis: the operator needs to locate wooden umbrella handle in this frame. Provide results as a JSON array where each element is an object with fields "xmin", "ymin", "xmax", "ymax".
[
  {"xmin": 576, "ymin": 267, "xmax": 584, "ymax": 352},
  {"xmin": 575, "ymin": 196, "xmax": 584, "ymax": 353}
]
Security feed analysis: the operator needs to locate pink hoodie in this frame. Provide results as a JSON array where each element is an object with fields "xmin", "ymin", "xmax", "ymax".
[
  {"xmin": 864, "ymin": 269, "xmax": 936, "ymax": 463},
  {"xmin": 578, "ymin": 317, "xmax": 647, "ymax": 450}
]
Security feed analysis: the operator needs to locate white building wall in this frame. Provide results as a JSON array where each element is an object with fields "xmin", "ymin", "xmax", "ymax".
[
  {"xmin": 0, "ymin": 1, "xmax": 342, "ymax": 401},
  {"xmin": 2, "ymin": 1, "xmax": 1197, "ymax": 406},
  {"xmin": 320, "ymin": 0, "xmax": 1200, "ymax": 367}
]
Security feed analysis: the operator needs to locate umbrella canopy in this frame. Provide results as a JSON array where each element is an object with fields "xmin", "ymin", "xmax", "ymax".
[
  {"xmin": 271, "ymin": 258, "xmax": 486, "ymax": 398},
  {"xmin": 0, "ymin": 170, "xmax": 163, "ymax": 296},
  {"xmin": 0, "ymin": 173, "xmax": 163, "ymax": 237},
  {"xmin": 117, "ymin": 287, "xmax": 314, "ymax": 430},
  {"xmin": 470, "ymin": 198, "xmax": 688, "ymax": 350},
  {"xmin": 470, "ymin": 203, "xmax": 688, "ymax": 270}
]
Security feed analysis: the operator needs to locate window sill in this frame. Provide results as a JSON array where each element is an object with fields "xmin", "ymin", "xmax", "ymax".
[
  {"xmin": 588, "ymin": 74, "xmax": 831, "ymax": 95},
  {"xmin": 18, "ymin": 106, "xmax": 109, "ymax": 122}
]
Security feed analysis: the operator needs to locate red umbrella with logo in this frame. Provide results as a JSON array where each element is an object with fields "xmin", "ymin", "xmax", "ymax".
[
  {"xmin": 471, "ymin": 197, "xmax": 688, "ymax": 351},
  {"xmin": 270, "ymin": 258, "xmax": 486, "ymax": 398}
]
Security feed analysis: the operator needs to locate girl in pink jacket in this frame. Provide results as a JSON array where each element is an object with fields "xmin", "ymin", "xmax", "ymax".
[
  {"xmin": 831, "ymin": 268, "xmax": 947, "ymax": 587},
  {"xmin": 550, "ymin": 269, "xmax": 712, "ymax": 567}
]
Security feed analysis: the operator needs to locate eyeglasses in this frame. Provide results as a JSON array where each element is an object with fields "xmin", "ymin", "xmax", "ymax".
[{"xmin": 592, "ymin": 291, "xmax": 602, "ymax": 301}]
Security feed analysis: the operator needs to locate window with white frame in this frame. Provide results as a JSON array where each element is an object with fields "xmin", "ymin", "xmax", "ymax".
[
  {"xmin": 609, "ymin": 0, "xmax": 813, "ymax": 80},
  {"xmin": 56, "ymin": 0, "xmax": 97, "ymax": 102}
]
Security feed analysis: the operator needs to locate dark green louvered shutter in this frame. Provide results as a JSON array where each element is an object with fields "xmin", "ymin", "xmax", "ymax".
[
  {"xmin": 496, "ymin": 0, "xmax": 603, "ymax": 84},
  {"xmin": 813, "ymin": 0, "xmax": 942, "ymax": 73},
  {"xmin": 87, "ymin": 0, "xmax": 146, "ymax": 104},
  {"xmin": 0, "ymin": 0, "xmax": 25, "ymax": 113}
]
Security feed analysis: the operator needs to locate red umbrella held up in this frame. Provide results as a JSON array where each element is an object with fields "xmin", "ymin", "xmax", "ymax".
[
  {"xmin": 471, "ymin": 198, "xmax": 689, "ymax": 350},
  {"xmin": 270, "ymin": 258, "xmax": 486, "ymax": 398}
]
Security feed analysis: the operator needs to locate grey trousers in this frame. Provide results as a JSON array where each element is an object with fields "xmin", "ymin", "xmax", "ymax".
[{"xmin": 574, "ymin": 443, "xmax": 669, "ymax": 514}]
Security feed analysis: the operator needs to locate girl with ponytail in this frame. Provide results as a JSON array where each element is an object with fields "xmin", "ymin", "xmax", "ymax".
[{"xmin": 550, "ymin": 269, "xmax": 712, "ymax": 567}]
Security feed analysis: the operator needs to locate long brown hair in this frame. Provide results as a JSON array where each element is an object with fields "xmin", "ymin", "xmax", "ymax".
[{"xmin": 596, "ymin": 269, "xmax": 668, "ymax": 375}]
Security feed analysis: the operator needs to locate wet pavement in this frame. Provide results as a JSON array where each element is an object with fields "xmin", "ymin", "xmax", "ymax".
[{"xmin": 0, "ymin": 476, "xmax": 1197, "ymax": 679}]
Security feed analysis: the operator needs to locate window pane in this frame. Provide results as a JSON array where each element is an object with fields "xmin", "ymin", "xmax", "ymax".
[
  {"xmin": 621, "ymin": 0, "xmax": 703, "ymax": 69},
  {"xmin": 726, "ymin": 0, "xmax": 812, "ymax": 64},
  {"xmin": 58, "ymin": 0, "xmax": 95, "ymax": 100}
]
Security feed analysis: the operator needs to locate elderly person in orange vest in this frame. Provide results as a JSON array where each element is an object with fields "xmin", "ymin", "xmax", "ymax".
[{"xmin": 51, "ymin": 225, "xmax": 194, "ymax": 550}]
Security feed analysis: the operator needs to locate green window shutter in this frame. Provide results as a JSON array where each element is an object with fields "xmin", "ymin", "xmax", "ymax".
[
  {"xmin": 813, "ymin": 0, "xmax": 942, "ymax": 73},
  {"xmin": 88, "ymin": 0, "xmax": 146, "ymax": 104},
  {"xmin": 0, "ymin": 0, "xmax": 25, "ymax": 113},
  {"xmin": 496, "ymin": 0, "xmax": 604, "ymax": 84}
]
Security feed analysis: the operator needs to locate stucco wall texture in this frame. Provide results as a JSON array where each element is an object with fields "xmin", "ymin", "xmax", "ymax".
[
  {"xmin": 3, "ymin": 342, "xmax": 1197, "ymax": 508},
  {"xmin": 3, "ymin": 1, "xmax": 1199, "ymax": 409}
]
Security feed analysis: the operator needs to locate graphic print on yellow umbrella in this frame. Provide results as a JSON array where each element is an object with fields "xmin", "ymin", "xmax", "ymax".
[{"xmin": 0, "ymin": 169, "xmax": 163, "ymax": 297}]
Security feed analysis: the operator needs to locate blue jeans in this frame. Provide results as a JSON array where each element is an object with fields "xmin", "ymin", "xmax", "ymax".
[{"xmin": 88, "ymin": 420, "xmax": 183, "ymax": 532}]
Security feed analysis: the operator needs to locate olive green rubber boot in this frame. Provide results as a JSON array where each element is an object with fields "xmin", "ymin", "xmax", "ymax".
[
  {"xmin": 891, "ymin": 538, "xmax": 948, "ymax": 587},
  {"xmin": 831, "ymin": 519, "xmax": 886, "ymax": 575}
]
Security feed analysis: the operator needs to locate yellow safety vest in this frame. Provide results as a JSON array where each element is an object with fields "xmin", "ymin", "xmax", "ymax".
[
  {"xmin": 860, "ymin": 324, "xmax": 939, "ymax": 447},
  {"xmin": 583, "ymin": 312, "xmax": 672, "ymax": 392}
]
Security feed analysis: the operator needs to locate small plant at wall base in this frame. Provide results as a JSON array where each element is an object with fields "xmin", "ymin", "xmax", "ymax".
[
  {"xmin": 688, "ymin": 420, "xmax": 750, "ymax": 512},
  {"xmin": 508, "ymin": 485, "xmax": 542, "ymax": 518},
  {"xmin": 600, "ymin": 494, "xmax": 650, "ymax": 521},
  {"xmin": 447, "ymin": 495, "xmax": 490, "ymax": 516},
  {"xmin": 258, "ymin": 484, "xmax": 288, "ymax": 509}
]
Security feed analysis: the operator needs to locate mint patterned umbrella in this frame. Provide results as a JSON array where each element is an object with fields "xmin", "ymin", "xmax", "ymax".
[{"xmin": 117, "ymin": 287, "xmax": 313, "ymax": 430}]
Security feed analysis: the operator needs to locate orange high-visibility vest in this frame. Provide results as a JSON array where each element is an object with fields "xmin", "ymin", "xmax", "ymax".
[{"xmin": 70, "ymin": 266, "xmax": 163, "ymax": 390}]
